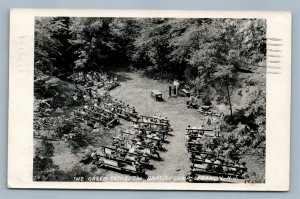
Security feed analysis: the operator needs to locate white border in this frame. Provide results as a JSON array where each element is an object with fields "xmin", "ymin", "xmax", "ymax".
[{"xmin": 8, "ymin": 9, "xmax": 291, "ymax": 191}]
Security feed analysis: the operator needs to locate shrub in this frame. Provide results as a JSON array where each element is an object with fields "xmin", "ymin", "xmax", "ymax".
[
  {"xmin": 33, "ymin": 156, "xmax": 54, "ymax": 174},
  {"xmin": 35, "ymin": 139, "xmax": 54, "ymax": 158}
]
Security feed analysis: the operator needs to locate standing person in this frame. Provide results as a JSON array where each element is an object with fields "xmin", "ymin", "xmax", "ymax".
[
  {"xmin": 173, "ymin": 79, "xmax": 177, "ymax": 96},
  {"xmin": 169, "ymin": 85, "xmax": 172, "ymax": 97},
  {"xmin": 173, "ymin": 84, "xmax": 177, "ymax": 96},
  {"xmin": 173, "ymin": 79, "xmax": 180, "ymax": 96}
]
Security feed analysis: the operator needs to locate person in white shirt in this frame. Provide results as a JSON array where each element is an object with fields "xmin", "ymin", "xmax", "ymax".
[{"xmin": 173, "ymin": 79, "xmax": 179, "ymax": 96}]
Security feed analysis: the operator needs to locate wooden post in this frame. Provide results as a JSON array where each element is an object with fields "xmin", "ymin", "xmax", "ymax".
[{"xmin": 226, "ymin": 82, "xmax": 233, "ymax": 120}]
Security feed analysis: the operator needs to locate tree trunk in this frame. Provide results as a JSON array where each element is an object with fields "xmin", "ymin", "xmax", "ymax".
[
  {"xmin": 226, "ymin": 82, "xmax": 233, "ymax": 120},
  {"xmin": 160, "ymin": 61, "xmax": 164, "ymax": 79},
  {"xmin": 155, "ymin": 46, "xmax": 164, "ymax": 79}
]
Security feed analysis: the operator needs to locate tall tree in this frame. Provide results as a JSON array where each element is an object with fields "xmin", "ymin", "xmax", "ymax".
[
  {"xmin": 69, "ymin": 17, "xmax": 118, "ymax": 72},
  {"xmin": 50, "ymin": 17, "xmax": 76, "ymax": 77},
  {"xmin": 34, "ymin": 18, "xmax": 62, "ymax": 76},
  {"xmin": 175, "ymin": 18, "xmax": 266, "ymax": 119},
  {"xmin": 133, "ymin": 19, "xmax": 172, "ymax": 78}
]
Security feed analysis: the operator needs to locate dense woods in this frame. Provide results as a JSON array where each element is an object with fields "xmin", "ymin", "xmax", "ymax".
[
  {"xmin": 34, "ymin": 17, "xmax": 266, "ymax": 182},
  {"xmin": 35, "ymin": 16, "xmax": 266, "ymax": 123},
  {"xmin": 35, "ymin": 17, "xmax": 265, "ymax": 76}
]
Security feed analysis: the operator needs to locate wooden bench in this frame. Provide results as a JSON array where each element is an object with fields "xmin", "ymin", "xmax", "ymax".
[
  {"xmin": 124, "ymin": 152, "xmax": 152, "ymax": 168},
  {"xmin": 96, "ymin": 154, "xmax": 145, "ymax": 175},
  {"xmin": 186, "ymin": 128, "xmax": 216, "ymax": 138},
  {"xmin": 139, "ymin": 115, "xmax": 169, "ymax": 125},
  {"xmin": 190, "ymin": 159, "xmax": 247, "ymax": 176},
  {"xmin": 186, "ymin": 169, "xmax": 245, "ymax": 183},
  {"xmin": 151, "ymin": 90, "xmax": 162, "ymax": 101},
  {"xmin": 181, "ymin": 89, "xmax": 191, "ymax": 97}
]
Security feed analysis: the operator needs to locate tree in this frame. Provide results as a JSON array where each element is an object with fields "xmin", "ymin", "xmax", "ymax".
[
  {"xmin": 213, "ymin": 65, "xmax": 238, "ymax": 120},
  {"xmin": 35, "ymin": 17, "xmax": 266, "ymax": 123},
  {"xmin": 50, "ymin": 17, "xmax": 76, "ymax": 78},
  {"xmin": 35, "ymin": 17, "xmax": 77, "ymax": 78},
  {"xmin": 110, "ymin": 18, "xmax": 141, "ymax": 66},
  {"xmin": 34, "ymin": 18, "xmax": 62, "ymax": 75},
  {"xmin": 168, "ymin": 18, "xmax": 214, "ymax": 79},
  {"xmin": 133, "ymin": 19, "xmax": 172, "ymax": 78},
  {"xmin": 69, "ymin": 17, "xmax": 129, "ymax": 72},
  {"xmin": 176, "ymin": 18, "xmax": 266, "ymax": 120}
]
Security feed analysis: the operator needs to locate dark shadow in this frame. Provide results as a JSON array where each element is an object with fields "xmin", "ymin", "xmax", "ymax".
[
  {"xmin": 115, "ymin": 72, "xmax": 133, "ymax": 83},
  {"xmin": 159, "ymin": 147, "xmax": 168, "ymax": 152},
  {"xmin": 140, "ymin": 173, "xmax": 148, "ymax": 180},
  {"xmin": 103, "ymin": 64, "xmax": 135, "ymax": 74},
  {"xmin": 149, "ymin": 166, "xmax": 156, "ymax": 171},
  {"xmin": 157, "ymin": 98, "xmax": 166, "ymax": 102},
  {"xmin": 187, "ymin": 105, "xmax": 199, "ymax": 109},
  {"xmin": 152, "ymin": 156, "xmax": 163, "ymax": 161},
  {"xmin": 79, "ymin": 158, "xmax": 93, "ymax": 165},
  {"xmin": 162, "ymin": 140, "xmax": 170, "ymax": 144},
  {"xmin": 144, "ymin": 164, "xmax": 155, "ymax": 170}
]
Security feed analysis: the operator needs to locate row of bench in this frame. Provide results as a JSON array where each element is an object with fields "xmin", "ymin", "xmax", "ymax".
[
  {"xmin": 34, "ymin": 96, "xmax": 137, "ymax": 141},
  {"xmin": 68, "ymin": 71, "xmax": 119, "ymax": 91},
  {"xmin": 73, "ymin": 94, "xmax": 140, "ymax": 128},
  {"xmin": 80, "ymin": 115, "xmax": 173, "ymax": 176},
  {"xmin": 185, "ymin": 127, "xmax": 247, "ymax": 183}
]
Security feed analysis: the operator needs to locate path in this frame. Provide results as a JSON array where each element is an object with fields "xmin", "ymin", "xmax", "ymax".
[{"xmin": 103, "ymin": 71, "xmax": 206, "ymax": 182}]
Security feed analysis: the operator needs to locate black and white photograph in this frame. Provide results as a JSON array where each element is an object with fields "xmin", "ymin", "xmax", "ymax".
[
  {"xmin": 33, "ymin": 16, "xmax": 266, "ymax": 183},
  {"xmin": 8, "ymin": 9, "xmax": 291, "ymax": 190}
]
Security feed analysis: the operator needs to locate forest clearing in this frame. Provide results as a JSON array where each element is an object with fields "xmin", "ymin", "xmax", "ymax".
[{"xmin": 33, "ymin": 17, "xmax": 266, "ymax": 183}]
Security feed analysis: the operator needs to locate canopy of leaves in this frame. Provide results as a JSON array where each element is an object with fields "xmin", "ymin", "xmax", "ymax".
[{"xmin": 35, "ymin": 16, "xmax": 266, "ymax": 128}]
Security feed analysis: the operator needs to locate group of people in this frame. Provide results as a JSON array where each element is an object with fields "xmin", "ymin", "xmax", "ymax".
[
  {"xmin": 70, "ymin": 71, "xmax": 120, "ymax": 104},
  {"xmin": 81, "ymin": 146, "xmax": 147, "ymax": 175},
  {"xmin": 138, "ymin": 115, "xmax": 170, "ymax": 126},
  {"xmin": 103, "ymin": 98, "xmax": 139, "ymax": 120},
  {"xmin": 190, "ymin": 153, "xmax": 247, "ymax": 178},
  {"xmin": 69, "ymin": 71, "xmax": 112, "ymax": 86},
  {"xmin": 112, "ymin": 128, "xmax": 162, "ymax": 159},
  {"xmin": 185, "ymin": 125, "xmax": 248, "ymax": 180},
  {"xmin": 133, "ymin": 120, "xmax": 171, "ymax": 133},
  {"xmin": 167, "ymin": 79, "xmax": 201, "ymax": 110},
  {"xmin": 82, "ymin": 115, "xmax": 173, "ymax": 175},
  {"xmin": 110, "ymin": 115, "xmax": 170, "ymax": 158},
  {"xmin": 73, "ymin": 94, "xmax": 140, "ymax": 128}
]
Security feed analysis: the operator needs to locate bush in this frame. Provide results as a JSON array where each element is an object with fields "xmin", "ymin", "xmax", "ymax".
[
  {"xmin": 56, "ymin": 122, "xmax": 74, "ymax": 138},
  {"xmin": 202, "ymin": 96, "xmax": 212, "ymax": 106},
  {"xmin": 34, "ymin": 80, "xmax": 47, "ymax": 99},
  {"xmin": 68, "ymin": 133, "xmax": 93, "ymax": 153},
  {"xmin": 33, "ymin": 165, "xmax": 91, "ymax": 182},
  {"xmin": 33, "ymin": 156, "xmax": 55, "ymax": 174},
  {"xmin": 54, "ymin": 165, "xmax": 90, "ymax": 181},
  {"xmin": 35, "ymin": 139, "xmax": 54, "ymax": 158}
]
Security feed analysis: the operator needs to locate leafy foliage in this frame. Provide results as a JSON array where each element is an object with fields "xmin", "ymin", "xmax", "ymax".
[
  {"xmin": 35, "ymin": 18, "xmax": 61, "ymax": 75},
  {"xmin": 35, "ymin": 139, "xmax": 55, "ymax": 158}
]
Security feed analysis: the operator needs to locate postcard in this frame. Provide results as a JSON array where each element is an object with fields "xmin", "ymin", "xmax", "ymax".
[{"xmin": 8, "ymin": 9, "xmax": 291, "ymax": 190}]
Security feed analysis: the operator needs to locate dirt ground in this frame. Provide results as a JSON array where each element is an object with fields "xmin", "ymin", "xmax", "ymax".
[
  {"xmin": 48, "ymin": 70, "xmax": 264, "ymax": 182},
  {"xmin": 98, "ymin": 71, "xmax": 210, "ymax": 182}
]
